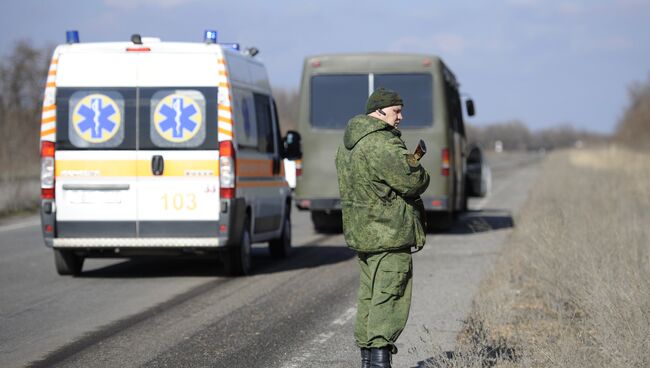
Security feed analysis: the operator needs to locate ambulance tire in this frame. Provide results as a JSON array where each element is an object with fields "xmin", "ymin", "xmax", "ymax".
[
  {"xmin": 54, "ymin": 249, "xmax": 84, "ymax": 276},
  {"xmin": 269, "ymin": 212, "xmax": 292, "ymax": 259},
  {"xmin": 225, "ymin": 222, "xmax": 252, "ymax": 276}
]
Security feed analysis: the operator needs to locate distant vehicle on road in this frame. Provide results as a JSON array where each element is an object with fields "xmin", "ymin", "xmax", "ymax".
[
  {"xmin": 39, "ymin": 31, "xmax": 302, "ymax": 276},
  {"xmin": 293, "ymin": 53, "xmax": 486, "ymax": 232}
]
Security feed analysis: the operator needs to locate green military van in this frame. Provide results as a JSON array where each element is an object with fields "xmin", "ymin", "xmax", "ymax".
[{"xmin": 293, "ymin": 53, "xmax": 483, "ymax": 232}]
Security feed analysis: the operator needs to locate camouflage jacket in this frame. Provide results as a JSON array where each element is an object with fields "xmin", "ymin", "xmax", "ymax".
[{"xmin": 335, "ymin": 115, "xmax": 430, "ymax": 253}]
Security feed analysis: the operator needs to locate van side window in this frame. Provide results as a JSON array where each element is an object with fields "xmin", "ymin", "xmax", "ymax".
[
  {"xmin": 233, "ymin": 88, "xmax": 259, "ymax": 149},
  {"xmin": 254, "ymin": 93, "xmax": 275, "ymax": 154},
  {"xmin": 445, "ymin": 82, "xmax": 465, "ymax": 137}
]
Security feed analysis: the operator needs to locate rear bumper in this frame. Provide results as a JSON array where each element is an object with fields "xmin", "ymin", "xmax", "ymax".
[{"xmin": 53, "ymin": 237, "xmax": 224, "ymax": 248}]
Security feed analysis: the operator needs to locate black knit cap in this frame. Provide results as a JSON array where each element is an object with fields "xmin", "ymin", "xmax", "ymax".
[{"xmin": 365, "ymin": 87, "xmax": 404, "ymax": 114}]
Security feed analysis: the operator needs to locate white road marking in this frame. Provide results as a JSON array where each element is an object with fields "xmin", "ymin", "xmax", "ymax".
[
  {"xmin": 281, "ymin": 306, "xmax": 357, "ymax": 368},
  {"xmin": 0, "ymin": 218, "xmax": 39, "ymax": 233}
]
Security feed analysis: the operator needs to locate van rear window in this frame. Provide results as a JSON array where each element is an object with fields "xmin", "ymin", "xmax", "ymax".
[
  {"xmin": 310, "ymin": 74, "xmax": 368, "ymax": 129},
  {"xmin": 374, "ymin": 73, "xmax": 433, "ymax": 128}
]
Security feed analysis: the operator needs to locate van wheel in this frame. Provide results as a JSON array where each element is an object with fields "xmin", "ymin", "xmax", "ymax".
[
  {"xmin": 225, "ymin": 222, "xmax": 252, "ymax": 276},
  {"xmin": 269, "ymin": 213, "xmax": 292, "ymax": 259},
  {"xmin": 426, "ymin": 212, "xmax": 454, "ymax": 232},
  {"xmin": 54, "ymin": 249, "xmax": 84, "ymax": 276},
  {"xmin": 311, "ymin": 210, "xmax": 342, "ymax": 233}
]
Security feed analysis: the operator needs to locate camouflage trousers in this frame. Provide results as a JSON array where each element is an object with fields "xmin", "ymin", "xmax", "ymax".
[{"xmin": 354, "ymin": 249, "xmax": 413, "ymax": 354}]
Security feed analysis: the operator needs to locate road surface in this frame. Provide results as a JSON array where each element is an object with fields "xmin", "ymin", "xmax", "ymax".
[{"xmin": 0, "ymin": 152, "xmax": 541, "ymax": 368}]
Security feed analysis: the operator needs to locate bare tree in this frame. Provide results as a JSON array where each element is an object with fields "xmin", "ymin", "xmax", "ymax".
[
  {"xmin": 615, "ymin": 74, "xmax": 650, "ymax": 150},
  {"xmin": 272, "ymin": 88, "xmax": 299, "ymax": 134},
  {"xmin": 0, "ymin": 41, "xmax": 52, "ymax": 176}
]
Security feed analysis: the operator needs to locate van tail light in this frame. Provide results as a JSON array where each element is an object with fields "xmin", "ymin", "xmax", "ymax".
[
  {"xmin": 295, "ymin": 159, "xmax": 303, "ymax": 177},
  {"xmin": 41, "ymin": 141, "xmax": 55, "ymax": 199},
  {"xmin": 441, "ymin": 148, "xmax": 450, "ymax": 177},
  {"xmin": 219, "ymin": 140, "xmax": 236, "ymax": 199}
]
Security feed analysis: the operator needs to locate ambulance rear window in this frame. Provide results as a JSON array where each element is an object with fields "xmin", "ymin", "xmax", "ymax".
[
  {"xmin": 56, "ymin": 88, "xmax": 136, "ymax": 150},
  {"xmin": 310, "ymin": 74, "xmax": 368, "ymax": 129}
]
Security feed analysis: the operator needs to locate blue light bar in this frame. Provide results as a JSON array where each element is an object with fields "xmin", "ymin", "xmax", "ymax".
[
  {"xmin": 221, "ymin": 43, "xmax": 240, "ymax": 51},
  {"xmin": 66, "ymin": 30, "xmax": 80, "ymax": 44},
  {"xmin": 204, "ymin": 30, "xmax": 218, "ymax": 44}
]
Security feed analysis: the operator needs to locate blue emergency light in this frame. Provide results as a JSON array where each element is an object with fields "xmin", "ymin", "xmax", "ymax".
[
  {"xmin": 66, "ymin": 30, "xmax": 80, "ymax": 44},
  {"xmin": 204, "ymin": 30, "xmax": 218, "ymax": 44},
  {"xmin": 221, "ymin": 43, "xmax": 240, "ymax": 51}
]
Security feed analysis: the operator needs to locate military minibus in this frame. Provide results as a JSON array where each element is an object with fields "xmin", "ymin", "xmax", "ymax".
[{"xmin": 293, "ymin": 53, "xmax": 482, "ymax": 232}]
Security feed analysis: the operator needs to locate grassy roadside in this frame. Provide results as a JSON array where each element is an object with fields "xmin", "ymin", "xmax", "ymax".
[{"xmin": 430, "ymin": 147, "xmax": 650, "ymax": 367}]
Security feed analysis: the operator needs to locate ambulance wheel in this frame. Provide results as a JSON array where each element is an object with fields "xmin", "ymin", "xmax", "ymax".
[
  {"xmin": 225, "ymin": 223, "xmax": 252, "ymax": 276},
  {"xmin": 269, "ymin": 213, "xmax": 292, "ymax": 259},
  {"xmin": 54, "ymin": 249, "xmax": 84, "ymax": 276}
]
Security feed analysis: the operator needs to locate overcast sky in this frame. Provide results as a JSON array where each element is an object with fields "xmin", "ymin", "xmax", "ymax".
[{"xmin": 1, "ymin": 0, "xmax": 649, "ymax": 133}]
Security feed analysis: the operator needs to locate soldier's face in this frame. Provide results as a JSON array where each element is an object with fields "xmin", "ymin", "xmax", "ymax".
[{"xmin": 383, "ymin": 105, "xmax": 403, "ymax": 128}]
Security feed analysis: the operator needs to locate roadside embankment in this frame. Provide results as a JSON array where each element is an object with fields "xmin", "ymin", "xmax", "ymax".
[
  {"xmin": 0, "ymin": 176, "xmax": 39, "ymax": 217},
  {"xmin": 432, "ymin": 147, "xmax": 650, "ymax": 367}
]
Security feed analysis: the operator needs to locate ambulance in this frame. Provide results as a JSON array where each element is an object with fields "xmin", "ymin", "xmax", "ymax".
[{"xmin": 39, "ymin": 31, "xmax": 302, "ymax": 276}]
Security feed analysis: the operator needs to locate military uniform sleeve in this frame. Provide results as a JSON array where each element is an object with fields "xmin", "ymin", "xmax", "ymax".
[{"xmin": 365, "ymin": 134, "xmax": 430, "ymax": 198}]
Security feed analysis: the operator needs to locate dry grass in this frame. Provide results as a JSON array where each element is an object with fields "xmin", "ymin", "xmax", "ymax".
[{"xmin": 430, "ymin": 147, "xmax": 650, "ymax": 367}]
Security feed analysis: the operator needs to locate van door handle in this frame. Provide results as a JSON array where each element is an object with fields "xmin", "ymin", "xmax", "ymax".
[{"xmin": 152, "ymin": 155, "xmax": 164, "ymax": 176}]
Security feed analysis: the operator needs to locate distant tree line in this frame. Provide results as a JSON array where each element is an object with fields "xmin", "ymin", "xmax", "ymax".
[{"xmin": 465, "ymin": 121, "xmax": 609, "ymax": 152}]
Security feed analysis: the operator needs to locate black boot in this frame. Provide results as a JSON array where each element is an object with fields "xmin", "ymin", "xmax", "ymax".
[
  {"xmin": 370, "ymin": 347, "xmax": 391, "ymax": 368},
  {"xmin": 361, "ymin": 347, "xmax": 371, "ymax": 368}
]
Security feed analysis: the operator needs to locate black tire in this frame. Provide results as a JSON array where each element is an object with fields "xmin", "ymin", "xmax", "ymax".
[
  {"xmin": 224, "ymin": 221, "xmax": 252, "ymax": 276},
  {"xmin": 269, "ymin": 212, "xmax": 292, "ymax": 259},
  {"xmin": 426, "ymin": 212, "xmax": 454, "ymax": 232},
  {"xmin": 54, "ymin": 249, "xmax": 84, "ymax": 276},
  {"xmin": 311, "ymin": 210, "xmax": 342, "ymax": 233}
]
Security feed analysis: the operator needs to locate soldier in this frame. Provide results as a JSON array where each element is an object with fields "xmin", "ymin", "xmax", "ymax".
[{"xmin": 335, "ymin": 88, "xmax": 430, "ymax": 368}]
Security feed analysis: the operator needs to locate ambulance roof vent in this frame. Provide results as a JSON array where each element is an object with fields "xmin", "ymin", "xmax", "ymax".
[
  {"xmin": 66, "ymin": 30, "xmax": 80, "ymax": 44},
  {"xmin": 131, "ymin": 34, "xmax": 143, "ymax": 45},
  {"xmin": 245, "ymin": 47, "xmax": 259, "ymax": 57}
]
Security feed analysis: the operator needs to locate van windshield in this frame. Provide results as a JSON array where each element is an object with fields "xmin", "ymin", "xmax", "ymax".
[
  {"xmin": 310, "ymin": 74, "xmax": 368, "ymax": 129},
  {"xmin": 374, "ymin": 73, "xmax": 433, "ymax": 128},
  {"xmin": 310, "ymin": 73, "xmax": 433, "ymax": 129}
]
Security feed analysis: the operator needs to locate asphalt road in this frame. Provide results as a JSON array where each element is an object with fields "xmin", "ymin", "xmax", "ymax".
[{"xmin": 0, "ymin": 152, "xmax": 542, "ymax": 368}]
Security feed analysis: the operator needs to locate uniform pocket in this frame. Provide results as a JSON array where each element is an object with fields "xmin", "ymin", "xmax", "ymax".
[{"xmin": 377, "ymin": 252, "xmax": 412, "ymax": 297}]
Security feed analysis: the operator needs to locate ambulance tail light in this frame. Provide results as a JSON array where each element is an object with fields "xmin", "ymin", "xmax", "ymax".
[
  {"xmin": 219, "ymin": 140, "xmax": 236, "ymax": 199},
  {"xmin": 441, "ymin": 148, "xmax": 450, "ymax": 177},
  {"xmin": 41, "ymin": 141, "xmax": 55, "ymax": 199},
  {"xmin": 295, "ymin": 159, "xmax": 303, "ymax": 177}
]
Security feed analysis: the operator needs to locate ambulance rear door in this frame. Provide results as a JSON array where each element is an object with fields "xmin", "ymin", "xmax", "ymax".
[
  {"xmin": 135, "ymin": 53, "xmax": 221, "ymax": 238},
  {"xmin": 54, "ymin": 51, "xmax": 138, "ymax": 238}
]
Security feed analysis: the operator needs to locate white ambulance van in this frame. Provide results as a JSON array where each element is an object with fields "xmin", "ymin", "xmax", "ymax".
[{"xmin": 39, "ymin": 31, "xmax": 302, "ymax": 276}]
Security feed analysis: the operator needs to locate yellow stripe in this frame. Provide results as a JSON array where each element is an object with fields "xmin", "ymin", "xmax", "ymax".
[
  {"xmin": 42, "ymin": 116, "xmax": 56, "ymax": 124},
  {"xmin": 43, "ymin": 105, "xmax": 56, "ymax": 112},
  {"xmin": 218, "ymin": 82, "xmax": 230, "ymax": 89},
  {"xmin": 56, "ymin": 160, "xmax": 219, "ymax": 177},
  {"xmin": 46, "ymin": 81, "xmax": 56, "ymax": 88},
  {"xmin": 218, "ymin": 105, "xmax": 231, "ymax": 113}
]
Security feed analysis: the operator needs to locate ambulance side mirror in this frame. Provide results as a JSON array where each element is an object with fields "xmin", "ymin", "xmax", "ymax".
[{"xmin": 283, "ymin": 130, "xmax": 302, "ymax": 160}]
